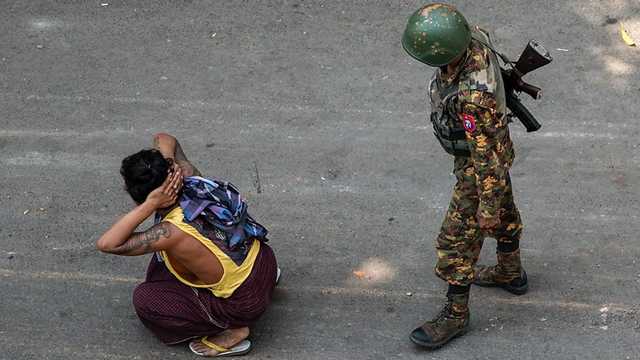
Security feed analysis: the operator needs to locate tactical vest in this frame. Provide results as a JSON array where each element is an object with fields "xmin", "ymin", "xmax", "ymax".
[
  {"xmin": 428, "ymin": 29, "xmax": 505, "ymax": 157},
  {"xmin": 429, "ymin": 73, "xmax": 471, "ymax": 157}
]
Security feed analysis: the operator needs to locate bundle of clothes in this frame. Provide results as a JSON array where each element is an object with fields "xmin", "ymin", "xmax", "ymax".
[{"xmin": 178, "ymin": 176, "xmax": 269, "ymax": 249}]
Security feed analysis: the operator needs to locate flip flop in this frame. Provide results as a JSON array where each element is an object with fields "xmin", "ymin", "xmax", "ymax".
[
  {"xmin": 275, "ymin": 267, "xmax": 282, "ymax": 285},
  {"xmin": 189, "ymin": 337, "xmax": 252, "ymax": 357}
]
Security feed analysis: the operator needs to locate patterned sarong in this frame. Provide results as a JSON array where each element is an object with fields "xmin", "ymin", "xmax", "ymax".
[{"xmin": 132, "ymin": 243, "xmax": 277, "ymax": 344}]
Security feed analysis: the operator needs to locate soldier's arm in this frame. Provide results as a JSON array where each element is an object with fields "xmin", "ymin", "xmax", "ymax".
[
  {"xmin": 460, "ymin": 93, "xmax": 511, "ymax": 221},
  {"xmin": 153, "ymin": 133, "xmax": 202, "ymax": 177}
]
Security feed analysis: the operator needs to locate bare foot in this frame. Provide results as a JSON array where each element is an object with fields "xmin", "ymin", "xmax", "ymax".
[{"xmin": 189, "ymin": 327, "xmax": 250, "ymax": 357}]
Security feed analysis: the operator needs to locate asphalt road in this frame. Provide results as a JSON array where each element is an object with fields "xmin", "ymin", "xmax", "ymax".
[{"xmin": 1, "ymin": 1, "xmax": 639, "ymax": 359}]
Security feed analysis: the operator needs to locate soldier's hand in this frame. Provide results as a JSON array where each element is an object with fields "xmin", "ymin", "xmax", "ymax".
[{"xmin": 477, "ymin": 213, "xmax": 500, "ymax": 231}]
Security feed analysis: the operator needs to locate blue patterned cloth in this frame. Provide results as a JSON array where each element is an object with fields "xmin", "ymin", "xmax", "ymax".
[{"xmin": 178, "ymin": 176, "xmax": 268, "ymax": 250}]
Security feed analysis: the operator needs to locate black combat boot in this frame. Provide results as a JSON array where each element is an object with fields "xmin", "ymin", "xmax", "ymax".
[
  {"xmin": 474, "ymin": 249, "xmax": 528, "ymax": 295},
  {"xmin": 410, "ymin": 286, "xmax": 470, "ymax": 349}
]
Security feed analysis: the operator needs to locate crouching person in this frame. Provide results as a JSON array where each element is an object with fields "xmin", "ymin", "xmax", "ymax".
[{"xmin": 97, "ymin": 133, "xmax": 279, "ymax": 357}]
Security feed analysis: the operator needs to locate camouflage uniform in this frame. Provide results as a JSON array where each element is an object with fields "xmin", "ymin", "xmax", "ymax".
[{"xmin": 430, "ymin": 35, "xmax": 523, "ymax": 286}]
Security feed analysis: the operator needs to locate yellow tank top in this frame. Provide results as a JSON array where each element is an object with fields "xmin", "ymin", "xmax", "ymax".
[{"xmin": 159, "ymin": 207, "xmax": 261, "ymax": 298}]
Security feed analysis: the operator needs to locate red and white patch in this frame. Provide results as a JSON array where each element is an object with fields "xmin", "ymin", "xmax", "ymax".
[{"xmin": 462, "ymin": 114, "xmax": 476, "ymax": 133}]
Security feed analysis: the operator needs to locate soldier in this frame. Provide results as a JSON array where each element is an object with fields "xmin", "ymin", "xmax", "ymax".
[{"xmin": 401, "ymin": 3, "xmax": 528, "ymax": 348}]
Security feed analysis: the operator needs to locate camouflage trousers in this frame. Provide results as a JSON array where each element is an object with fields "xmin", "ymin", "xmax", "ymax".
[{"xmin": 434, "ymin": 156, "xmax": 523, "ymax": 286}]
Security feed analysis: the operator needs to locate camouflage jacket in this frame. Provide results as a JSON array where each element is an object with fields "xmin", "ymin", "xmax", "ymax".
[{"xmin": 435, "ymin": 36, "xmax": 515, "ymax": 220}]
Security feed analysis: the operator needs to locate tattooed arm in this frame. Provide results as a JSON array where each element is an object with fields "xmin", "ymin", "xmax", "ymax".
[
  {"xmin": 97, "ymin": 166, "xmax": 183, "ymax": 256},
  {"xmin": 153, "ymin": 133, "xmax": 202, "ymax": 177},
  {"xmin": 99, "ymin": 222, "xmax": 176, "ymax": 256},
  {"xmin": 96, "ymin": 200, "xmax": 178, "ymax": 256}
]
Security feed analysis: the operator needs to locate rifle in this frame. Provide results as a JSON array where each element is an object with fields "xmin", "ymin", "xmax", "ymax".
[{"xmin": 499, "ymin": 40, "xmax": 552, "ymax": 132}]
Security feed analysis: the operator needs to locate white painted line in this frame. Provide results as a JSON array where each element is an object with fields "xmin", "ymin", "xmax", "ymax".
[
  {"xmin": 1, "ymin": 151, "xmax": 114, "ymax": 168},
  {"xmin": 0, "ymin": 93, "xmax": 634, "ymax": 140},
  {"xmin": 3, "ymin": 92, "xmax": 422, "ymax": 117},
  {"xmin": 538, "ymin": 131, "xmax": 619, "ymax": 140},
  {"xmin": 0, "ymin": 268, "xmax": 634, "ymax": 312},
  {"xmin": 0, "ymin": 129, "xmax": 134, "ymax": 138}
]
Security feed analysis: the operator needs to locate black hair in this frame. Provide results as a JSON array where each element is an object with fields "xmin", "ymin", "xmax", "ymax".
[{"xmin": 120, "ymin": 149, "xmax": 170, "ymax": 204}]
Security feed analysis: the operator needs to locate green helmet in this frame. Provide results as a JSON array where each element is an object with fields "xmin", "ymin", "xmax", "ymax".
[{"xmin": 402, "ymin": 3, "xmax": 472, "ymax": 67}]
